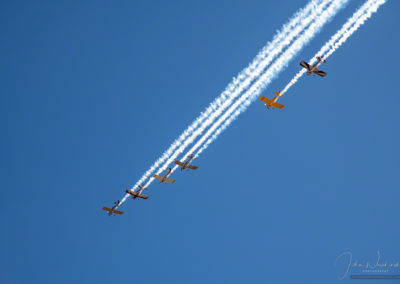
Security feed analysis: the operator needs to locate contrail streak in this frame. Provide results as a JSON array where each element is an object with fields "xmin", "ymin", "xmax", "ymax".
[
  {"xmin": 149, "ymin": 0, "xmax": 344, "ymax": 172},
  {"xmin": 192, "ymin": 0, "xmax": 348, "ymax": 158},
  {"xmin": 281, "ymin": 0, "xmax": 386, "ymax": 95},
  {"xmin": 120, "ymin": 0, "xmax": 335, "ymax": 203},
  {"xmin": 196, "ymin": 0, "xmax": 386, "ymax": 159},
  {"xmin": 324, "ymin": 0, "xmax": 386, "ymax": 58},
  {"xmin": 128, "ymin": 0, "xmax": 329, "ymax": 188}
]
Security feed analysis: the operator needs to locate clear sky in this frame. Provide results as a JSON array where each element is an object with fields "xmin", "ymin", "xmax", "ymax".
[{"xmin": 1, "ymin": 1, "xmax": 399, "ymax": 283}]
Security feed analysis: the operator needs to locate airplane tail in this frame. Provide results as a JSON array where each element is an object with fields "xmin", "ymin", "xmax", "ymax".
[
  {"xmin": 274, "ymin": 91, "xmax": 283, "ymax": 97},
  {"xmin": 316, "ymin": 56, "xmax": 326, "ymax": 63}
]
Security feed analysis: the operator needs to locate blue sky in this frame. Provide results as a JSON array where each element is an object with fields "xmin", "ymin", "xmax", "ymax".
[{"xmin": 1, "ymin": 1, "xmax": 399, "ymax": 283}]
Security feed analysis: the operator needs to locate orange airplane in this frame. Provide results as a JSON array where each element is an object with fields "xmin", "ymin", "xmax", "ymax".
[{"xmin": 259, "ymin": 91, "xmax": 285, "ymax": 109}]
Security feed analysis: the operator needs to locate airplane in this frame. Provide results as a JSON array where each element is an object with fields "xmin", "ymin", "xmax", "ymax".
[
  {"xmin": 126, "ymin": 185, "xmax": 148, "ymax": 200},
  {"xmin": 102, "ymin": 201, "xmax": 124, "ymax": 216},
  {"xmin": 259, "ymin": 91, "xmax": 285, "ymax": 109},
  {"xmin": 153, "ymin": 168, "xmax": 175, "ymax": 184},
  {"xmin": 300, "ymin": 56, "xmax": 327, "ymax": 77},
  {"xmin": 174, "ymin": 154, "xmax": 198, "ymax": 171}
]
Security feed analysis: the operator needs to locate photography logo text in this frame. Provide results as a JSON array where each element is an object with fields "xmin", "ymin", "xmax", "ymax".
[{"xmin": 335, "ymin": 251, "xmax": 399, "ymax": 280}]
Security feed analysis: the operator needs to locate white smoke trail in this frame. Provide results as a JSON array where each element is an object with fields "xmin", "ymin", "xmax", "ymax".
[
  {"xmin": 323, "ymin": 0, "xmax": 386, "ymax": 58},
  {"xmin": 120, "ymin": 0, "xmax": 335, "ymax": 203},
  {"xmin": 192, "ymin": 0, "xmax": 349, "ymax": 158},
  {"xmin": 146, "ymin": 0, "xmax": 343, "ymax": 174},
  {"xmin": 195, "ymin": 0, "xmax": 386, "ymax": 159},
  {"xmin": 128, "ymin": 0, "xmax": 329, "ymax": 189},
  {"xmin": 281, "ymin": 0, "xmax": 386, "ymax": 95}
]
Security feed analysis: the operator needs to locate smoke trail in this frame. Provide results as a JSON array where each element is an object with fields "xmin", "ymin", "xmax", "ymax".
[
  {"xmin": 147, "ymin": 0, "xmax": 342, "ymax": 174},
  {"xmin": 195, "ymin": 0, "xmax": 386, "ymax": 159},
  {"xmin": 281, "ymin": 0, "xmax": 386, "ymax": 95},
  {"xmin": 192, "ymin": 0, "xmax": 349, "ymax": 158},
  {"xmin": 129, "ymin": 0, "xmax": 329, "ymax": 190},
  {"xmin": 323, "ymin": 0, "xmax": 386, "ymax": 59},
  {"xmin": 121, "ymin": 0, "xmax": 333, "ymax": 202}
]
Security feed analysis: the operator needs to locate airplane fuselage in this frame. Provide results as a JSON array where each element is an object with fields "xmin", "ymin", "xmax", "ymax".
[
  {"xmin": 159, "ymin": 173, "xmax": 170, "ymax": 183},
  {"xmin": 108, "ymin": 205, "xmax": 118, "ymax": 215},
  {"xmin": 181, "ymin": 158, "xmax": 194, "ymax": 170},
  {"xmin": 267, "ymin": 93, "xmax": 283, "ymax": 108},
  {"xmin": 134, "ymin": 189, "xmax": 144, "ymax": 198},
  {"xmin": 307, "ymin": 61, "xmax": 322, "ymax": 75}
]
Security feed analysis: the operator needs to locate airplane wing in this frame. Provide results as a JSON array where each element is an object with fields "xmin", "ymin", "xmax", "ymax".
[
  {"xmin": 102, "ymin": 206, "xmax": 112, "ymax": 213},
  {"xmin": 259, "ymin": 96, "xmax": 271, "ymax": 104},
  {"xmin": 188, "ymin": 165, "xmax": 198, "ymax": 170},
  {"xmin": 313, "ymin": 69, "xmax": 327, "ymax": 77},
  {"xmin": 271, "ymin": 102, "xmax": 285, "ymax": 109},
  {"xmin": 153, "ymin": 174, "xmax": 163, "ymax": 181},
  {"xmin": 164, "ymin": 178, "xmax": 175, "ymax": 183},
  {"xmin": 174, "ymin": 160, "xmax": 185, "ymax": 167},
  {"xmin": 137, "ymin": 194, "xmax": 149, "ymax": 199},
  {"xmin": 101, "ymin": 207, "xmax": 124, "ymax": 215},
  {"xmin": 300, "ymin": 61, "xmax": 312, "ymax": 71}
]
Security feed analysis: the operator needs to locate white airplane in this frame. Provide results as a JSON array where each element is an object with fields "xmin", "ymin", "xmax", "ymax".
[
  {"xmin": 153, "ymin": 168, "xmax": 175, "ymax": 184},
  {"xmin": 174, "ymin": 154, "xmax": 198, "ymax": 171},
  {"xmin": 300, "ymin": 56, "xmax": 327, "ymax": 77}
]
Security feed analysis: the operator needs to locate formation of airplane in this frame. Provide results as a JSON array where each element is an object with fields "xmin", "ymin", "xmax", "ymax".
[
  {"xmin": 103, "ymin": 56, "xmax": 329, "ymax": 216},
  {"xmin": 102, "ymin": 201, "xmax": 124, "ymax": 216},
  {"xmin": 153, "ymin": 168, "xmax": 176, "ymax": 183},
  {"xmin": 174, "ymin": 154, "xmax": 198, "ymax": 171},
  {"xmin": 259, "ymin": 56, "xmax": 327, "ymax": 110},
  {"xmin": 102, "ymin": 159, "xmax": 198, "ymax": 214}
]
